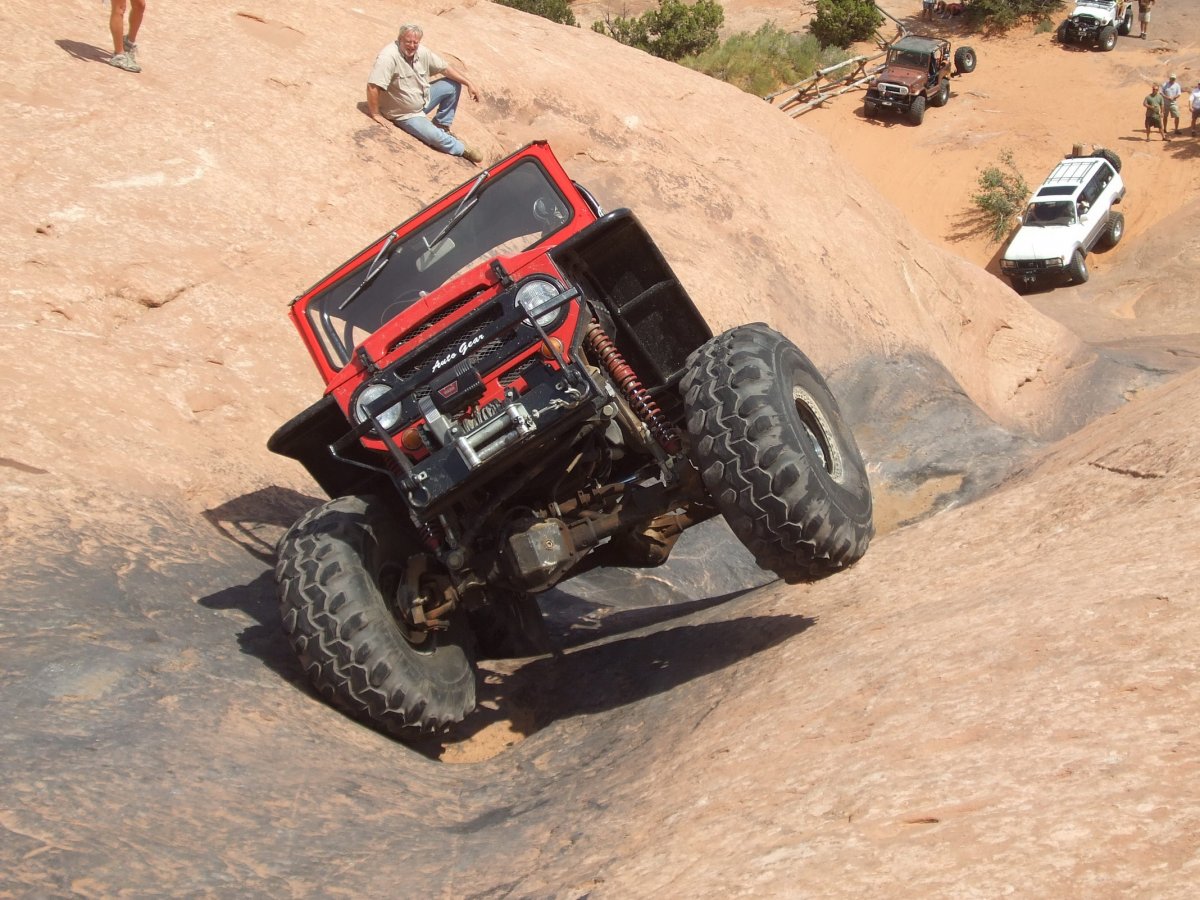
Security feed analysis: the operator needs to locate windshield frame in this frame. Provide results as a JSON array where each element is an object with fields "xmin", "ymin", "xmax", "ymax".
[{"xmin": 294, "ymin": 150, "xmax": 578, "ymax": 373}]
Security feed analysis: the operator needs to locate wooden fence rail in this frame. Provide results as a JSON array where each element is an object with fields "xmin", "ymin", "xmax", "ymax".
[{"xmin": 764, "ymin": 2, "xmax": 908, "ymax": 118}]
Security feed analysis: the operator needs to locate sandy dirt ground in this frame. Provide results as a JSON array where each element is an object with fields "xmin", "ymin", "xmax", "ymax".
[{"xmin": 2, "ymin": 0, "xmax": 1200, "ymax": 895}]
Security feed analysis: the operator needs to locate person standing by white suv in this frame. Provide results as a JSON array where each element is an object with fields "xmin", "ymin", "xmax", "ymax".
[{"xmin": 1190, "ymin": 81, "xmax": 1200, "ymax": 136}]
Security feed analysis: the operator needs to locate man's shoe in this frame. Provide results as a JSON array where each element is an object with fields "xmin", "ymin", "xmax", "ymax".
[
  {"xmin": 108, "ymin": 52, "xmax": 141, "ymax": 73},
  {"xmin": 435, "ymin": 122, "xmax": 453, "ymax": 134},
  {"xmin": 123, "ymin": 35, "xmax": 138, "ymax": 61},
  {"xmin": 461, "ymin": 145, "xmax": 483, "ymax": 164}
]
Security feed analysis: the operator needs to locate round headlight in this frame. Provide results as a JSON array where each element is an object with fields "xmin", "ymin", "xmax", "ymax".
[
  {"xmin": 516, "ymin": 278, "xmax": 563, "ymax": 327},
  {"xmin": 353, "ymin": 383, "xmax": 402, "ymax": 431}
]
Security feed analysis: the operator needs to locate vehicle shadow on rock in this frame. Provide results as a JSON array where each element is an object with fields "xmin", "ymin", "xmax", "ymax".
[
  {"xmin": 197, "ymin": 568, "xmax": 304, "ymax": 683},
  {"xmin": 436, "ymin": 610, "xmax": 816, "ymax": 754},
  {"xmin": 201, "ymin": 486, "xmax": 323, "ymax": 564}
]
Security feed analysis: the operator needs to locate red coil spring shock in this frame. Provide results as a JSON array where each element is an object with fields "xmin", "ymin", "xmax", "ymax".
[
  {"xmin": 419, "ymin": 520, "xmax": 445, "ymax": 551},
  {"xmin": 585, "ymin": 322, "xmax": 681, "ymax": 454}
]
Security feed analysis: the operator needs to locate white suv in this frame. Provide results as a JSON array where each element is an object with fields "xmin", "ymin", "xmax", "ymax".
[{"xmin": 1000, "ymin": 152, "xmax": 1125, "ymax": 294}]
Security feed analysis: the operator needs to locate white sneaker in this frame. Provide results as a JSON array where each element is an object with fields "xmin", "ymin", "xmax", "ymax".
[
  {"xmin": 123, "ymin": 36, "xmax": 138, "ymax": 61},
  {"xmin": 108, "ymin": 52, "xmax": 141, "ymax": 73}
]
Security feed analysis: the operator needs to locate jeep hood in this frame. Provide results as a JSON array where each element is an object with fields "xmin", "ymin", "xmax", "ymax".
[
  {"xmin": 877, "ymin": 66, "xmax": 925, "ymax": 88},
  {"xmin": 1004, "ymin": 227, "xmax": 1072, "ymax": 262},
  {"xmin": 1070, "ymin": 1, "xmax": 1114, "ymax": 19}
]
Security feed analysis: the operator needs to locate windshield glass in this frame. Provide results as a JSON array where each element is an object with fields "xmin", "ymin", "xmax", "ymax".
[
  {"xmin": 888, "ymin": 48, "xmax": 930, "ymax": 69},
  {"xmin": 1023, "ymin": 201, "xmax": 1076, "ymax": 227},
  {"xmin": 305, "ymin": 158, "xmax": 574, "ymax": 366}
]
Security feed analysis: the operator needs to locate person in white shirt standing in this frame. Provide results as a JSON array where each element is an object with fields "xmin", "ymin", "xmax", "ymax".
[
  {"xmin": 1190, "ymin": 81, "xmax": 1200, "ymax": 137},
  {"xmin": 367, "ymin": 24, "xmax": 484, "ymax": 164},
  {"xmin": 1161, "ymin": 73, "xmax": 1182, "ymax": 135}
]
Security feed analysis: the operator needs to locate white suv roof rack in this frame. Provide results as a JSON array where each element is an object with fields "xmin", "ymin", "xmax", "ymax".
[{"xmin": 1033, "ymin": 157, "xmax": 1104, "ymax": 198}]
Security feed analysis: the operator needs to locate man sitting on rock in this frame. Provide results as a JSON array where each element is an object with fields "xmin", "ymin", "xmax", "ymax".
[{"xmin": 367, "ymin": 24, "xmax": 483, "ymax": 164}]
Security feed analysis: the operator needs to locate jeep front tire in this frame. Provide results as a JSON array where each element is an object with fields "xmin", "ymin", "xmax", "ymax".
[
  {"xmin": 275, "ymin": 495, "xmax": 477, "ymax": 738},
  {"xmin": 681, "ymin": 324, "xmax": 874, "ymax": 583},
  {"xmin": 909, "ymin": 95, "xmax": 927, "ymax": 126},
  {"xmin": 1099, "ymin": 25, "xmax": 1117, "ymax": 51}
]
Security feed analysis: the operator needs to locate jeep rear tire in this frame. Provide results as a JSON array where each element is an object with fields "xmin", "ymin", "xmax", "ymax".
[
  {"xmin": 954, "ymin": 46, "xmax": 977, "ymax": 74},
  {"xmin": 931, "ymin": 79, "xmax": 950, "ymax": 108},
  {"xmin": 1068, "ymin": 249, "xmax": 1089, "ymax": 284},
  {"xmin": 1099, "ymin": 211, "xmax": 1125, "ymax": 250},
  {"xmin": 1099, "ymin": 25, "xmax": 1117, "ymax": 51},
  {"xmin": 909, "ymin": 95, "xmax": 927, "ymax": 126},
  {"xmin": 1118, "ymin": 5, "xmax": 1133, "ymax": 35},
  {"xmin": 276, "ymin": 495, "xmax": 477, "ymax": 738},
  {"xmin": 681, "ymin": 324, "xmax": 874, "ymax": 583}
]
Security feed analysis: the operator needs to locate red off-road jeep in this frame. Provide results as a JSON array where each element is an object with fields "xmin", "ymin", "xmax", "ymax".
[{"xmin": 269, "ymin": 142, "xmax": 874, "ymax": 740}]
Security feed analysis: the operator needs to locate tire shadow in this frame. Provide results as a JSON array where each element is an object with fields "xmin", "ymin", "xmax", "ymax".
[{"xmin": 433, "ymin": 610, "xmax": 815, "ymax": 755}]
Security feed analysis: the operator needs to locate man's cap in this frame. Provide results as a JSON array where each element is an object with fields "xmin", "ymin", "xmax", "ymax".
[{"xmin": 1169, "ymin": 73, "xmax": 1177, "ymax": 79}]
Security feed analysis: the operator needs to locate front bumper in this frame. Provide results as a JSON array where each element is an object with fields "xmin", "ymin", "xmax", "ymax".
[{"xmin": 1002, "ymin": 258, "xmax": 1068, "ymax": 288}]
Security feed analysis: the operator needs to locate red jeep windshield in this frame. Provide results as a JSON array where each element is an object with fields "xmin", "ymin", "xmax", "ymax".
[{"xmin": 304, "ymin": 158, "xmax": 575, "ymax": 368}]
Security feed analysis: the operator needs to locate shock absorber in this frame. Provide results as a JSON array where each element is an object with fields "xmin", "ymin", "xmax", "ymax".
[
  {"xmin": 584, "ymin": 322, "xmax": 681, "ymax": 454},
  {"xmin": 419, "ymin": 520, "xmax": 445, "ymax": 551}
]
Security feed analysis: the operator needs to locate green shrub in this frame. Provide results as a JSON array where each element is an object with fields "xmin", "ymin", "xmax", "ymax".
[
  {"xmin": 1034, "ymin": 17, "xmax": 1054, "ymax": 33},
  {"xmin": 973, "ymin": 150, "xmax": 1030, "ymax": 242},
  {"xmin": 964, "ymin": 0, "xmax": 1064, "ymax": 30},
  {"xmin": 809, "ymin": 0, "xmax": 883, "ymax": 49},
  {"xmin": 592, "ymin": 0, "xmax": 724, "ymax": 62},
  {"xmin": 496, "ymin": 0, "xmax": 577, "ymax": 26},
  {"xmin": 682, "ymin": 23, "xmax": 848, "ymax": 96}
]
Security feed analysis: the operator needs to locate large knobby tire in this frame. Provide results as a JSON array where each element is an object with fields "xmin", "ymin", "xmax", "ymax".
[
  {"xmin": 1068, "ymin": 248, "xmax": 1089, "ymax": 284},
  {"xmin": 1099, "ymin": 211, "xmax": 1125, "ymax": 250},
  {"xmin": 954, "ymin": 45, "xmax": 977, "ymax": 74},
  {"xmin": 864, "ymin": 100, "xmax": 878, "ymax": 119},
  {"xmin": 1099, "ymin": 25, "xmax": 1117, "ymax": 51},
  {"xmin": 275, "ymin": 494, "xmax": 476, "ymax": 738},
  {"xmin": 908, "ymin": 94, "xmax": 927, "ymax": 126},
  {"xmin": 681, "ymin": 324, "xmax": 874, "ymax": 583},
  {"xmin": 930, "ymin": 79, "xmax": 950, "ymax": 108},
  {"xmin": 1091, "ymin": 147, "xmax": 1122, "ymax": 172}
]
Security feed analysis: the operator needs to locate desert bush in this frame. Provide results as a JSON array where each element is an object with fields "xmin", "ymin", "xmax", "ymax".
[
  {"xmin": 1034, "ymin": 17, "xmax": 1054, "ymax": 33},
  {"xmin": 495, "ymin": 0, "xmax": 577, "ymax": 26},
  {"xmin": 682, "ymin": 23, "xmax": 848, "ymax": 97},
  {"xmin": 593, "ymin": 0, "xmax": 724, "ymax": 62},
  {"xmin": 809, "ymin": 0, "xmax": 882, "ymax": 49},
  {"xmin": 964, "ymin": 0, "xmax": 1065, "ymax": 30},
  {"xmin": 973, "ymin": 150, "xmax": 1030, "ymax": 242}
]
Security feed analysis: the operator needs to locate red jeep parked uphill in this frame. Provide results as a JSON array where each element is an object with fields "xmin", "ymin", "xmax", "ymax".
[{"xmin": 269, "ymin": 141, "xmax": 874, "ymax": 741}]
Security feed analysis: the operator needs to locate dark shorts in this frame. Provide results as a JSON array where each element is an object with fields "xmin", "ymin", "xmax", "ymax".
[{"xmin": 1146, "ymin": 112, "xmax": 1162, "ymax": 127}]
